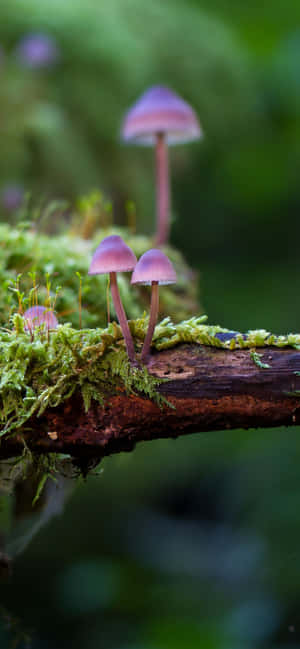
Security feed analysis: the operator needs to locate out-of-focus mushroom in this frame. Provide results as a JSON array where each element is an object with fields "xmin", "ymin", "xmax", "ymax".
[
  {"xmin": 131, "ymin": 249, "xmax": 176, "ymax": 363},
  {"xmin": 1, "ymin": 184, "xmax": 24, "ymax": 212},
  {"xmin": 88, "ymin": 235, "xmax": 137, "ymax": 363},
  {"xmin": 15, "ymin": 33, "xmax": 59, "ymax": 68},
  {"xmin": 23, "ymin": 305, "xmax": 58, "ymax": 334},
  {"xmin": 121, "ymin": 85, "xmax": 202, "ymax": 246}
]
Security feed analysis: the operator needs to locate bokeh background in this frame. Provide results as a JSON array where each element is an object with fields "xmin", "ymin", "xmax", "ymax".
[{"xmin": 1, "ymin": 0, "xmax": 300, "ymax": 647}]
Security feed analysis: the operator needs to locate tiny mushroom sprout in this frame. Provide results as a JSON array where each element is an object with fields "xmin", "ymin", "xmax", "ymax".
[
  {"xmin": 121, "ymin": 85, "xmax": 202, "ymax": 246},
  {"xmin": 131, "ymin": 249, "xmax": 177, "ymax": 364},
  {"xmin": 23, "ymin": 305, "xmax": 58, "ymax": 334},
  {"xmin": 88, "ymin": 235, "xmax": 137, "ymax": 363}
]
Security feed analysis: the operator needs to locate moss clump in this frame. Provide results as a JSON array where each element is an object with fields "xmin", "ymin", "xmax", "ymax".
[
  {"xmin": 1, "ymin": 313, "xmax": 300, "ymax": 439},
  {"xmin": 0, "ymin": 315, "xmax": 167, "ymax": 438},
  {"xmin": 132, "ymin": 315, "xmax": 300, "ymax": 351},
  {"xmin": 0, "ymin": 223, "xmax": 200, "ymax": 329}
]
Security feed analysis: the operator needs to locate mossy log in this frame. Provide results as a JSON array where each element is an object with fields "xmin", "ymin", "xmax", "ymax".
[{"xmin": 2, "ymin": 343, "xmax": 300, "ymax": 461}]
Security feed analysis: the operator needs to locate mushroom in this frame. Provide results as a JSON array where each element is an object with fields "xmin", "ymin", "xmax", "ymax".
[
  {"xmin": 88, "ymin": 235, "xmax": 137, "ymax": 363},
  {"xmin": 131, "ymin": 249, "xmax": 176, "ymax": 363},
  {"xmin": 23, "ymin": 305, "xmax": 58, "ymax": 334},
  {"xmin": 121, "ymin": 85, "xmax": 202, "ymax": 246}
]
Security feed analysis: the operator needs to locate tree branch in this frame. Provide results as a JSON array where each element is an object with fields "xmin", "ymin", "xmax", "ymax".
[{"xmin": 3, "ymin": 343, "xmax": 300, "ymax": 460}]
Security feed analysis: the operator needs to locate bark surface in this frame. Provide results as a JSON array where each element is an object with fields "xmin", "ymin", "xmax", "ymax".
[{"xmin": 3, "ymin": 344, "xmax": 300, "ymax": 460}]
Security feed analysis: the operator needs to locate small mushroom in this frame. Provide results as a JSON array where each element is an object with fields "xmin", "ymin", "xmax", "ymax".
[
  {"xmin": 131, "ymin": 249, "xmax": 176, "ymax": 363},
  {"xmin": 121, "ymin": 85, "xmax": 202, "ymax": 246},
  {"xmin": 23, "ymin": 305, "xmax": 58, "ymax": 334},
  {"xmin": 88, "ymin": 235, "xmax": 137, "ymax": 363}
]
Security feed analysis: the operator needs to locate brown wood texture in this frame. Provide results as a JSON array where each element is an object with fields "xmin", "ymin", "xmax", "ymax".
[{"xmin": 3, "ymin": 344, "xmax": 300, "ymax": 460}]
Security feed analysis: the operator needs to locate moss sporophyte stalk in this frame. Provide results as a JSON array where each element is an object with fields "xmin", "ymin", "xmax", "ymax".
[{"xmin": 2, "ymin": 313, "xmax": 300, "ymax": 440}]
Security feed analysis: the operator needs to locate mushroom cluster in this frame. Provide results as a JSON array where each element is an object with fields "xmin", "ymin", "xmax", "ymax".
[
  {"xmin": 18, "ymin": 84, "xmax": 198, "ymax": 367},
  {"xmin": 89, "ymin": 235, "xmax": 177, "ymax": 364},
  {"xmin": 19, "ymin": 235, "xmax": 177, "ymax": 366}
]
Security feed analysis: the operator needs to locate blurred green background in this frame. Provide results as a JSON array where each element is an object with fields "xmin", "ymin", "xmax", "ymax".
[{"xmin": 1, "ymin": 0, "xmax": 300, "ymax": 647}]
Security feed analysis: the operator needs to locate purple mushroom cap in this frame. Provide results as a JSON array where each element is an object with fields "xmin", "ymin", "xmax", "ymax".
[
  {"xmin": 122, "ymin": 85, "xmax": 202, "ymax": 146},
  {"xmin": 88, "ymin": 235, "xmax": 137, "ymax": 275},
  {"xmin": 23, "ymin": 306, "xmax": 58, "ymax": 331},
  {"xmin": 131, "ymin": 249, "xmax": 177, "ymax": 285},
  {"xmin": 16, "ymin": 33, "xmax": 59, "ymax": 68}
]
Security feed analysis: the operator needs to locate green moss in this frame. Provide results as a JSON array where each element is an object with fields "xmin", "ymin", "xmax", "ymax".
[
  {"xmin": 0, "ymin": 315, "xmax": 167, "ymax": 438},
  {"xmin": 1, "ymin": 313, "xmax": 300, "ymax": 441},
  {"xmin": 1, "ymin": 313, "xmax": 300, "ymax": 491}
]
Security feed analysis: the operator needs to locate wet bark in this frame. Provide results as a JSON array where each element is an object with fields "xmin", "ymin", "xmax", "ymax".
[{"xmin": 2, "ymin": 344, "xmax": 300, "ymax": 460}]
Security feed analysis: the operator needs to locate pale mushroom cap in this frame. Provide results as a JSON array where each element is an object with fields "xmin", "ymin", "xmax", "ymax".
[
  {"xmin": 122, "ymin": 85, "xmax": 202, "ymax": 146},
  {"xmin": 88, "ymin": 235, "xmax": 137, "ymax": 275},
  {"xmin": 23, "ymin": 305, "xmax": 58, "ymax": 331},
  {"xmin": 131, "ymin": 249, "xmax": 177, "ymax": 286}
]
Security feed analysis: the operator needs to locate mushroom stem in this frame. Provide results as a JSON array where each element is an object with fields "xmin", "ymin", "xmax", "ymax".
[
  {"xmin": 155, "ymin": 132, "xmax": 170, "ymax": 246},
  {"xmin": 141, "ymin": 281, "xmax": 159, "ymax": 364},
  {"xmin": 109, "ymin": 272, "xmax": 136, "ymax": 363}
]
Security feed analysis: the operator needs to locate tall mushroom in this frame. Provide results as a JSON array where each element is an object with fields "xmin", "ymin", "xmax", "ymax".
[
  {"xmin": 121, "ymin": 85, "xmax": 202, "ymax": 246},
  {"xmin": 88, "ymin": 235, "xmax": 137, "ymax": 363},
  {"xmin": 131, "ymin": 249, "xmax": 176, "ymax": 363},
  {"xmin": 23, "ymin": 305, "xmax": 58, "ymax": 334}
]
